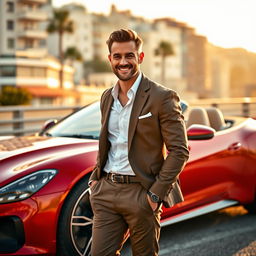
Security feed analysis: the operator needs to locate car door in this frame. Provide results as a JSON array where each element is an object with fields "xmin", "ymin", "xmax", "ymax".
[{"xmin": 179, "ymin": 126, "xmax": 246, "ymax": 210}]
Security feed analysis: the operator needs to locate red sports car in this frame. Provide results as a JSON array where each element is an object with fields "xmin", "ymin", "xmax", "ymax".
[{"xmin": 0, "ymin": 101, "xmax": 256, "ymax": 256}]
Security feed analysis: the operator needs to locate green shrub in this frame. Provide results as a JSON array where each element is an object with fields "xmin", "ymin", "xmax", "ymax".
[{"xmin": 0, "ymin": 86, "xmax": 32, "ymax": 105}]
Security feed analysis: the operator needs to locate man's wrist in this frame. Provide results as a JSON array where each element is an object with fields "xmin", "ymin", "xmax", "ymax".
[{"xmin": 147, "ymin": 191, "xmax": 161, "ymax": 203}]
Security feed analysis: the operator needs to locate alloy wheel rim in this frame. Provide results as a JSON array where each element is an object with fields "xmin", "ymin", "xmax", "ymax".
[{"xmin": 70, "ymin": 188, "xmax": 93, "ymax": 256}]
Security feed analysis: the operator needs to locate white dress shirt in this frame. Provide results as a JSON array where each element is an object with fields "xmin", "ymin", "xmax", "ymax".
[{"xmin": 104, "ymin": 73, "xmax": 142, "ymax": 175}]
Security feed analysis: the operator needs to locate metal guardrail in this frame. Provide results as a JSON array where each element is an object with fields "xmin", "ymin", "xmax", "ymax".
[
  {"xmin": 189, "ymin": 97, "xmax": 256, "ymax": 118},
  {"xmin": 0, "ymin": 105, "xmax": 81, "ymax": 136},
  {"xmin": 0, "ymin": 97, "xmax": 256, "ymax": 137}
]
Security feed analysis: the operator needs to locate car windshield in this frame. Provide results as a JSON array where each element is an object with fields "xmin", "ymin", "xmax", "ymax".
[
  {"xmin": 46, "ymin": 101, "xmax": 101, "ymax": 140},
  {"xmin": 44, "ymin": 100, "xmax": 188, "ymax": 140}
]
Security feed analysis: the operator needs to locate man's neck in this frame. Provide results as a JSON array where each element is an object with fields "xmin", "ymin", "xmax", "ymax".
[{"xmin": 118, "ymin": 73, "xmax": 139, "ymax": 95}]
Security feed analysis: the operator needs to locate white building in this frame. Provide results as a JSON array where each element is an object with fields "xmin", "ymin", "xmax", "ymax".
[
  {"xmin": 0, "ymin": 0, "xmax": 75, "ymax": 105},
  {"xmin": 42, "ymin": 3, "xmax": 201, "ymax": 98},
  {"xmin": 90, "ymin": 8, "xmax": 187, "ymax": 94},
  {"xmin": 45, "ymin": 3, "xmax": 94, "ymax": 84},
  {"xmin": 0, "ymin": 0, "xmax": 48, "ymax": 58},
  {"xmin": 140, "ymin": 20, "xmax": 187, "ymax": 95}
]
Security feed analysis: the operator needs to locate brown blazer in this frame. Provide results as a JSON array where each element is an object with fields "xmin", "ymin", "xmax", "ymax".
[{"xmin": 89, "ymin": 74, "xmax": 189, "ymax": 208}]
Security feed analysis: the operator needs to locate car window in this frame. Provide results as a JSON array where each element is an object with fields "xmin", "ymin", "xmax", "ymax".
[{"xmin": 47, "ymin": 102, "xmax": 101, "ymax": 139}]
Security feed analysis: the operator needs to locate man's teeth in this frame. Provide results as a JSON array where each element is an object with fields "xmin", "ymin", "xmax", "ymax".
[{"xmin": 118, "ymin": 66, "xmax": 130, "ymax": 70}]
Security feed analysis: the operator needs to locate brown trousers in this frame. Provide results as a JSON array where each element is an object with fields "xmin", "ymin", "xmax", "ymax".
[{"xmin": 89, "ymin": 177, "xmax": 162, "ymax": 256}]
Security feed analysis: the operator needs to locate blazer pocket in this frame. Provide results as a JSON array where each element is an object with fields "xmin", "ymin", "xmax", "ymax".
[{"xmin": 138, "ymin": 112, "xmax": 152, "ymax": 120}]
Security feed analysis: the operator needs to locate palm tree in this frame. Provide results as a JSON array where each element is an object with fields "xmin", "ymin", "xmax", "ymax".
[
  {"xmin": 155, "ymin": 41, "xmax": 174, "ymax": 85},
  {"xmin": 64, "ymin": 46, "xmax": 83, "ymax": 65},
  {"xmin": 47, "ymin": 9, "xmax": 74, "ymax": 88}
]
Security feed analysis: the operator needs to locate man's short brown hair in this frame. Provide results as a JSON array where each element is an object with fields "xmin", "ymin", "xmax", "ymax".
[{"xmin": 106, "ymin": 29, "xmax": 143, "ymax": 53}]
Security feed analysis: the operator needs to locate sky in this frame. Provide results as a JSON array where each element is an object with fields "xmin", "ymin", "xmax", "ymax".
[{"xmin": 52, "ymin": 0, "xmax": 256, "ymax": 53}]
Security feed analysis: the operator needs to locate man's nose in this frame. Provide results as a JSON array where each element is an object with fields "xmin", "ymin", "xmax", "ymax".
[{"xmin": 120, "ymin": 57, "xmax": 128, "ymax": 65}]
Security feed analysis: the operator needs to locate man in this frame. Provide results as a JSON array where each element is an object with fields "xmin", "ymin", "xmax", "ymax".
[{"xmin": 89, "ymin": 29, "xmax": 189, "ymax": 256}]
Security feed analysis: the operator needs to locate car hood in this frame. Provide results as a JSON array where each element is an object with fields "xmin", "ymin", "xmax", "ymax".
[{"xmin": 0, "ymin": 135, "xmax": 98, "ymax": 185}]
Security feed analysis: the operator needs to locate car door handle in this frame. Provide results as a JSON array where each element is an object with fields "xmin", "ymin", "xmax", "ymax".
[{"xmin": 228, "ymin": 142, "xmax": 242, "ymax": 151}]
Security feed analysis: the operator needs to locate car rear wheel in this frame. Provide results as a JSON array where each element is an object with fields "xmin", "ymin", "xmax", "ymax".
[{"xmin": 57, "ymin": 179, "xmax": 93, "ymax": 256}]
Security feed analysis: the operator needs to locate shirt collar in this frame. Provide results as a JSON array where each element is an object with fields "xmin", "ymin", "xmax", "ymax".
[{"xmin": 111, "ymin": 72, "xmax": 142, "ymax": 100}]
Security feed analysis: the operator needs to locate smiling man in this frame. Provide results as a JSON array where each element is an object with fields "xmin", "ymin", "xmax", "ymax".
[{"xmin": 89, "ymin": 29, "xmax": 189, "ymax": 256}]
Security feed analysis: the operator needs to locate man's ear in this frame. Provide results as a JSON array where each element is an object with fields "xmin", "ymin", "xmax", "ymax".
[
  {"xmin": 139, "ymin": 52, "xmax": 144, "ymax": 64},
  {"xmin": 108, "ymin": 54, "xmax": 111, "ymax": 61}
]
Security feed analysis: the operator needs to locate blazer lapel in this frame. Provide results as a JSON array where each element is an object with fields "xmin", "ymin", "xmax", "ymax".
[
  {"xmin": 128, "ymin": 75, "xmax": 150, "ymax": 151},
  {"xmin": 101, "ymin": 90, "xmax": 114, "ymax": 130},
  {"xmin": 99, "ymin": 90, "xmax": 113, "ymax": 167}
]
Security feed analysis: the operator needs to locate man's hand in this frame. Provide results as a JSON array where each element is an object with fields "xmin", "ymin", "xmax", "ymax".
[
  {"xmin": 147, "ymin": 194, "xmax": 158, "ymax": 211},
  {"xmin": 89, "ymin": 180, "xmax": 99, "ymax": 194},
  {"xmin": 89, "ymin": 180, "xmax": 98, "ymax": 189}
]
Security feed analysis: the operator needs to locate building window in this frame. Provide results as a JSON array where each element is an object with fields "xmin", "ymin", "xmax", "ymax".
[
  {"xmin": 17, "ymin": 66, "xmax": 46, "ymax": 78},
  {"xmin": 7, "ymin": 1, "xmax": 14, "ymax": 12},
  {"xmin": 17, "ymin": 66, "xmax": 31, "ymax": 77},
  {"xmin": 0, "ymin": 66, "xmax": 16, "ymax": 77},
  {"xmin": 7, "ymin": 20, "xmax": 14, "ymax": 30},
  {"xmin": 39, "ymin": 39, "xmax": 46, "ymax": 47},
  {"xmin": 7, "ymin": 38, "xmax": 15, "ymax": 49},
  {"xmin": 40, "ymin": 97, "xmax": 54, "ymax": 105},
  {"xmin": 25, "ymin": 39, "xmax": 33, "ymax": 48},
  {"xmin": 33, "ymin": 67, "xmax": 46, "ymax": 77}
]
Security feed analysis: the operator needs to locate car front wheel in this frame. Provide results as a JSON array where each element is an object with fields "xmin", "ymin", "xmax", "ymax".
[{"xmin": 57, "ymin": 179, "xmax": 93, "ymax": 256}]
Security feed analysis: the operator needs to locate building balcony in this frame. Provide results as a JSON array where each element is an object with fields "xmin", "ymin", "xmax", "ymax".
[
  {"xmin": 16, "ymin": 48, "xmax": 48, "ymax": 58},
  {"xmin": 17, "ymin": 30, "xmax": 47, "ymax": 40},
  {"xmin": 17, "ymin": 10, "xmax": 48, "ymax": 21},
  {"xmin": 17, "ymin": 0, "xmax": 47, "ymax": 4}
]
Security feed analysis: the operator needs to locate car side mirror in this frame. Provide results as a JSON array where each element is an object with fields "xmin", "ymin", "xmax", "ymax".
[
  {"xmin": 187, "ymin": 124, "xmax": 215, "ymax": 140},
  {"xmin": 38, "ymin": 119, "xmax": 57, "ymax": 136}
]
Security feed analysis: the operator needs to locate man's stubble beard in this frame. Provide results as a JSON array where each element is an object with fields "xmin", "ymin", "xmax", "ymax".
[{"xmin": 113, "ymin": 65, "xmax": 139, "ymax": 81}]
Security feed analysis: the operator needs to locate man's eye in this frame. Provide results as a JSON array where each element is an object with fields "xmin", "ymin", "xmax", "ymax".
[
  {"xmin": 113, "ymin": 55, "xmax": 121, "ymax": 59},
  {"xmin": 126, "ymin": 54, "xmax": 134, "ymax": 58}
]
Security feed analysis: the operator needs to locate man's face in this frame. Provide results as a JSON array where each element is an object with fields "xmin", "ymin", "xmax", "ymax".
[{"xmin": 108, "ymin": 41, "xmax": 144, "ymax": 82}]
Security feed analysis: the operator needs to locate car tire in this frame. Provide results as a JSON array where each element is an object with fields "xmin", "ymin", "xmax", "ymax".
[{"xmin": 57, "ymin": 178, "xmax": 93, "ymax": 256}]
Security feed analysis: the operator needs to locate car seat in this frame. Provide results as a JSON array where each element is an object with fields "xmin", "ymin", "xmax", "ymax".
[
  {"xmin": 206, "ymin": 107, "xmax": 226, "ymax": 131},
  {"xmin": 186, "ymin": 107, "xmax": 211, "ymax": 128}
]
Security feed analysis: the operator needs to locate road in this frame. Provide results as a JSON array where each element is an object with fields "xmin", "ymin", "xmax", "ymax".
[{"xmin": 122, "ymin": 206, "xmax": 256, "ymax": 256}]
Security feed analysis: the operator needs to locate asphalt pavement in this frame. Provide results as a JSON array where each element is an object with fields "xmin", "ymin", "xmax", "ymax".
[{"xmin": 122, "ymin": 206, "xmax": 256, "ymax": 256}]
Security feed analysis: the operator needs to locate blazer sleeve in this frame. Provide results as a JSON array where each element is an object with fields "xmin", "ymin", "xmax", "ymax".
[{"xmin": 149, "ymin": 90, "xmax": 189, "ymax": 200}]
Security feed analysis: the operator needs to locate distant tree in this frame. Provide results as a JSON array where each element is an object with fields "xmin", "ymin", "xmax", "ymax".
[
  {"xmin": 46, "ymin": 9, "xmax": 74, "ymax": 88},
  {"xmin": 0, "ymin": 86, "xmax": 32, "ymax": 105},
  {"xmin": 84, "ymin": 58, "xmax": 111, "ymax": 77},
  {"xmin": 155, "ymin": 41, "xmax": 174, "ymax": 84},
  {"xmin": 64, "ymin": 46, "xmax": 83, "ymax": 64}
]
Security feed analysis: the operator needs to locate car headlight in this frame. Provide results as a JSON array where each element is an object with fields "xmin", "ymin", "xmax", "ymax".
[{"xmin": 0, "ymin": 169, "xmax": 57, "ymax": 204}]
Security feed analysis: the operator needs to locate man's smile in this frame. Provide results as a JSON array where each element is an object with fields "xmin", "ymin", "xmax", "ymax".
[{"xmin": 117, "ymin": 64, "xmax": 133, "ymax": 71}]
